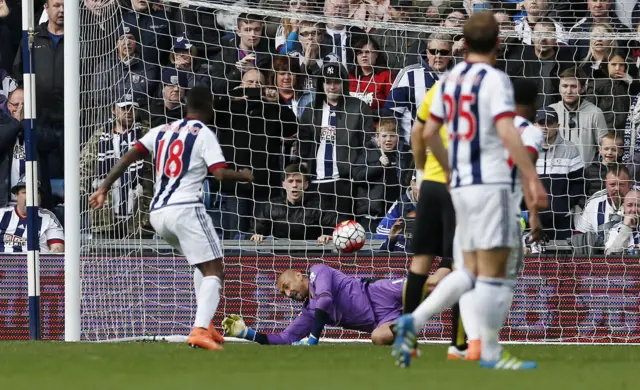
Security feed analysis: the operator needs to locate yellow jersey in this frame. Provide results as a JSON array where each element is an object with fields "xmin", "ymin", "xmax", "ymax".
[{"xmin": 415, "ymin": 82, "xmax": 448, "ymax": 184}]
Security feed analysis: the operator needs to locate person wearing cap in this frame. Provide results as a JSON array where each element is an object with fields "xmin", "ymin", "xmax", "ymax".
[
  {"xmin": 169, "ymin": 35, "xmax": 212, "ymax": 90},
  {"xmin": 79, "ymin": 92, "xmax": 153, "ymax": 238},
  {"xmin": 210, "ymin": 13, "xmax": 273, "ymax": 96},
  {"xmin": 0, "ymin": 177, "xmax": 64, "ymax": 253},
  {"xmin": 92, "ymin": 23, "xmax": 159, "ymax": 110},
  {"xmin": 149, "ymin": 68, "xmax": 187, "ymax": 127},
  {"xmin": 298, "ymin": 61, "xmax": 372, "ymax": 223},
  {"xmin": 535, "ymin": 106, "xmax": 585, "ymax": 240},
  {"xmin": 121, "ymin": 0, "xmax": 171, "ymax": 66}
]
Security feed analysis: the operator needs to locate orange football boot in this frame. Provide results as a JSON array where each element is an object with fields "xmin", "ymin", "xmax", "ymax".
[
  {"xmin": 187, "ymin": 327, "xmax": 223, "ymax": 350},
  {"xmin": 208, "ymin": 320, "xmax": 225, "ymax": 344},
  {"xmin": 465, "ymin": 339, "xmax": 481, "ymax": 361}
]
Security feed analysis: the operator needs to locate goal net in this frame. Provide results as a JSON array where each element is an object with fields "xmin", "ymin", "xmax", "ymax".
[{"xmin": 68, "ymin": 0, "xmax": 640, "ymax": 343}]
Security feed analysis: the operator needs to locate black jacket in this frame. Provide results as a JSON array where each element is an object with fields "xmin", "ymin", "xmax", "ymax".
[
  {"xmin": 585, "ymin": 78, "xmax": 640, "ymax": 131},
  {"xmin": 254, "ymin": 195, "xmax": 337, "ymax": 239},
  {"xmin": 92, "ymin": 58, "xmax": 159, "ymax": 109},
  {"xmin": 13, "ymin": 22, "xmax": 64, "ymax": 124},
  {"xmin": 583, "ymin": 161, "xmax": 616, "ymax": 198},
  {"xmin": 148, "ymin": 100, "xmax": 185, "ymax": 128},
  {"xmin": 319, "ymin": 26, "xmax": 365, "ymax": 73},
  {"xmin": 215, "ymin": 89, "xmax": 299, "ymax": 198},
  {"xmin": 298, "ymin": 62, "xmax": 373, "ymax": 181},
  {"xmin": 0, "ymin": 112, "xmax": 53, "ymax": 208},
  {"xmin": 121, "ymin": 5, "xmax": 172, "ymax": 65},
  {"xmin": 210, "ymin": 35, "xmax": 273, "ymax": 95},
  {"xmin": 352, "ymin": 139, "xmax": 402, "ymax": 217}
]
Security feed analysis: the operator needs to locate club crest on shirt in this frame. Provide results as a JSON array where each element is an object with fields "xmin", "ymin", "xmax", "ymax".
[
  {"xmin": 3, "ymin": 233, "xmax": 25, "ymax": 247},
  {"xmin": 13, "ymin": 143, "xmax": 25, "ymax": 159},
  {"xmin": 320, "ymin": 126, "xmax": 336, "ymax": 143}
]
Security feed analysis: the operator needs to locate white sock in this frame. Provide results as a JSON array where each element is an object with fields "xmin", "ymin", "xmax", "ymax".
[
  {"xmin": 412, "ymin": 269, "xmax": 475, "ymax": 329},
  {"xmin": 459, "ymin": 289, "xmax": 479, "ymax": 341},
  {"xmin": 474, "ymin": 276, "xmax": 515, "ymax": 362},
  {"xmin": 193, "ymin": 268, "xmax": 204, "ymax": 300},
  {"xmin": 193, "ymin": 275, "xmax": 222, "ymax": 329}
]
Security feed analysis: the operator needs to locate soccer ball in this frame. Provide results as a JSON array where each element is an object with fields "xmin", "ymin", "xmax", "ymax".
[{"xmin": 332, "ymin": 220, "xmax": 366, "ymax": 253}]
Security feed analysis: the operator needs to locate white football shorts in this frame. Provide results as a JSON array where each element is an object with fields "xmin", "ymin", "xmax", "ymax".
[
  {"xmin": 451, "ymin": 185, "xmax": 519, "ymax": 252},
  {"xmin": 150, "ymin": 205, "xmax": 223, "ymax": 265}
]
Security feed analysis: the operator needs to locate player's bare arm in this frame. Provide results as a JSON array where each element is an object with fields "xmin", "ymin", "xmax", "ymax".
[
  {"xmin": 89, "ymin": 147, "xmax": 147, "ymax": 209},
  {"xmin": 211, "ymin": 167, "xmax": 254, "ymax": 183}
]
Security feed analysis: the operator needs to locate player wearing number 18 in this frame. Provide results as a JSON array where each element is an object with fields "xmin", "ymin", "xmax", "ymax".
[{"xmin": 89, "ymin": 86, "xmax": 254, "ymax": 351}]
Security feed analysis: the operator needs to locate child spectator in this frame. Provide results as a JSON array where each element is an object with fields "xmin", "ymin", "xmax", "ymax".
[
  {"xmin": 375, "ymin": 173, "xmax": 418, "ymax": 239},
  {"xmin": 353, "ymin": 118, "xmax": 402, "ymax": 232},
  {"xmin": 584, "ymin": 132, "xmax": 624, "ymax": 197}
]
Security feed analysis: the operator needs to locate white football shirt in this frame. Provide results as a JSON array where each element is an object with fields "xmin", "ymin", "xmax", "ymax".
[
  {"xmin": 0, "ymin": 206, "xmax": 64, "ymax": 253},
  {"xmin": 136, "ymin": 118, "xmax": 227, "ymax": 211},
  {"xmin": 429, "ymin": 61, "xmax": 516, "ymax": 188}
]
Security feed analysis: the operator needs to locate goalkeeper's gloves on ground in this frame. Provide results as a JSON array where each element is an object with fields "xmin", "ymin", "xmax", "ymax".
[
  {"xmin": 292, "ymin": 335, "xmax": 319, "ymax": 346},
  {"xmin": 221, "ymin": 314, "xmax": 255, "ymax": 339}
]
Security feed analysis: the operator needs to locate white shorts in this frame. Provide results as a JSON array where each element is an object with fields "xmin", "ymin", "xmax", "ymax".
[
  {"xmin": 452, "ymin": 220, "xmax": 524, "ymax": 280},
  {"xmin": 150, "ymin": 205, "xmax": 223, "ymax": 265},
  {"xmin": 451, "ymin": 185, "xmax": 519, "ymax": 252}
]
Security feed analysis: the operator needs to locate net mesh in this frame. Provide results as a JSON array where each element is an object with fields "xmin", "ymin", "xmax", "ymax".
[{"xmin": 71, "ymin": 0, "xmax": 640, "ymax": 342}]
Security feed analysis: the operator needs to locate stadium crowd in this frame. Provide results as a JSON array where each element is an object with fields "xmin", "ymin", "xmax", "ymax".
[{"xmin": 2, "ymin": 0, "xmax": 640, "ymax": 254}]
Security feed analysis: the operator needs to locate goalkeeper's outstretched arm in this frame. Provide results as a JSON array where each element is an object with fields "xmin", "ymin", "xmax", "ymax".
[{"xmin": 222, "ymin": 307, "xmax": 315, "ymax": 345}]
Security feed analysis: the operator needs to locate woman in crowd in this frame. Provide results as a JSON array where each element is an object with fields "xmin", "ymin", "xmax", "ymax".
[
  {"xmin": 269, "ymin": 55, "xmax": 315, "ymax": 118},
  {"xmin": 579, "ymin": 23, "xmax": 617, "ymax": 80},
  {"xmin": 348, "ymin": 37, "xmax": 393, "ymax": 121}
]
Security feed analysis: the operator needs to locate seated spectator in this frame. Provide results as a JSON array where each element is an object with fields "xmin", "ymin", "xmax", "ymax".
[
  {"xmin": 515, "ymin": 0, "xmax": 566, "ymax": 45},
  {"xmin": 605, "ymin": 189, "xmax": 640, "ymax": 254},
  {"xmin": 577, "ymin": 23, "xmax": 617, "ymax": 80},
  {"xmin": 385, "ymin": 33, "xmax": 449, "ymax": 151},
  {"xmin": 148, "ymin": 68, "xmax": 187, "ymax": 128},
  {"xmin": 585, "ymin": 50, "xmax": 640, "ymax": 131},
  {"xmin": 549, "ymin": 67, "xmax": 608, "ymax": 166},
  {"xmin": 79, "ymin": 93, "xmax": 153, "ymax": 239},
  {"xmin": 378, "ymin": 0, "xmax": 426, "ymax": 75},
  {"xmin": 251, "ymin": 164, "xmax": 337, "ymax": 243},
  {"xmin": 575, "ymin": 163, "xmax": 632, "ymax": 234},
  {"xmin": 0, "ymin": 177, "xmax": 64, "ymax": 253},
  {"xmin": 288, "ymin": 20, "xmax": 326, "ymax": 90},
  {"xmin": 298, "ymin": 62, "xmax": 371, "ymax": 223},
  {"xmin": 348, "ymin": 36, "xmax": 393, "ymax": 120},
  {"xmin": 215, "ymin": 69, "xmax": 299, "ymax": 238},
  {"xmin": 494, "ymin": 10, "xmax": 520, "ymax": 72},
  {"xmin": 320, "ymin": 0, "xmax": 365, "ymax": 69},
  {"xmin": 374, "ymin": 174, "xmax": 418, "ymax": 239},
  {"xmin": 535, "ymin": 106, "xmax": 585, "ymax": 240},
  {"xmin": 405, "ymin": 31, "xmax": 456, "ymax": 71},
  {"xmin": 379, "ymin": 209, "xmax": 416, "ymax": 252},
  {"xmin": 353, "ymin": 118, "xmax": 402, "ymax": 233},
  {"xmin": 269, "ymin": 55, "xmax": 314, "ymax": 118},
  {"xmin": 169, "ymin": 35, "xmax": 212, "ymax": 90},
  {"xmin": 210, "ymin": 13, "xmax": 273, "ymax": 95},
  {"xmin": 121, "ymin": 0, "xmax": 172, "ymax": 65},
  {"xmin": 584, "ymin": 132, "xmax": 624, "ymax": 197},
  {"xmin": 505, "ymin": 19, "xmax": 574, "ymax": 108},
  {"xmin": 92, "ymin": 24, "xmax": 158, "ymax": 109},
  {"xmin": 275, "ymin": 0, "xmax": 313, "ymax": 53}
]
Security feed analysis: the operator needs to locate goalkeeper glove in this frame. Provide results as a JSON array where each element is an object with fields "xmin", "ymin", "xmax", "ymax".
[
  {"xmin": 221, "ymin": 314, "xmax": 250, "ymax": 338},
  {"xmin": 292, "ymin": 335, "xmax": 319, "ymax": 346}
]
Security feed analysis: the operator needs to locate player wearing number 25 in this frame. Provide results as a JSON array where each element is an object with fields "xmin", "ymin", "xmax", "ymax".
[
  {"xmin": 90, "ymin": 87, "xmax": 254, "ymax": 351},
  {"xmin": 79, "ymin": 93, "xmax": 153, "ymax": 239},
  {"xmin": 222, "ymin": 264, "xmax": 404, "ymax": 346}
]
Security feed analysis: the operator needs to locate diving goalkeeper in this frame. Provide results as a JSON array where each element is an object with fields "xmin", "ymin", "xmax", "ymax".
[{"xmin": 222, "ymin": 264, "xmax": 449, "ymax": 345}]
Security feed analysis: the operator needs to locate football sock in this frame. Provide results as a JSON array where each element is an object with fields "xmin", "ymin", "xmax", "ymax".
[
  {"xmin": 403, "ymin": 271, "xmax": 428, "ymax": 314},
  {"xmin": 412, "ymin": 269, "xmax": 475, "ymax": 329},
  {"xmin": 459, "ymin": 289, "xmax": 479, "ymax": 341},
  {"xmin": 193, "ymin": 275, "xmax": 222, "ymax": 329},
  {"xmin": 193, "ymin": 268, "xmax": 204, "ymax": 300},
  {"xmin": 475, "ymin": 276, "xmax": 516, "ymax": 362},
  {"xmin": 450, "ymin": 303, "xmax": 468, "ymax": 350}
]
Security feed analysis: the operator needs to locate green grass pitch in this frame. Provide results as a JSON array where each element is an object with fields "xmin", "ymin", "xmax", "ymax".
[{"xmin": 0, "ymin": 342, "xmax": 636, "ymax": 390}]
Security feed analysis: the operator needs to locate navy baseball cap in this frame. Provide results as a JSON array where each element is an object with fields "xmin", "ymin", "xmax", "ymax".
[
  {"xmin": 161, "ymin": 68, "xmax": 188, "ymax": 88},
  {"xmin": 535, "ymin": 106, "xmax": 559, "ymax": 125},
  {"xmin": 173, "ymin": 35, "xmax": 194, "ymax": 52},
  {"xmin": 117, "ymin": 24, "xmax": 139, "ymax": 41},
  {"xmin": 115, "ymin": 92, "xmax": 139, "ymax": 108}
]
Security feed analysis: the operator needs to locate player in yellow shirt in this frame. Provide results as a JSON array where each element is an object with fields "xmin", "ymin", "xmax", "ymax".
[{"xmin": 401, "ymin": 81, "xmax": 467, "ymax": 359}]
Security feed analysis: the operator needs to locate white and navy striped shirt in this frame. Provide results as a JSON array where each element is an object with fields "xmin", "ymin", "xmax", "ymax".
[
  {"xmin": 136, "ymin": 118, "xmax": 227, "ymax": 211},
  {"xmin": 430, "ymin": 61, "xmax": 516, "ymax": 188},
  {"xmin": 384, "ymin": 64, "xmax": 439, "ymax": 145},
  {"xmin": 0, "ymin": 206, "xmax": 64, "ymax": 253},
  {"xmin": 314, "ymin": 102, "xmax": 340, "ymax": 183},
  {"xmin": 575, "ymin": 190, "xmax": 623, "ymax": 234}
]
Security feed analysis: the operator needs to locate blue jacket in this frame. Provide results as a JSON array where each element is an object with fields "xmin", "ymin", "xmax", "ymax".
[{"xmin": 374, "ymin": 189, "xmax": 417, "ymax": 239}]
